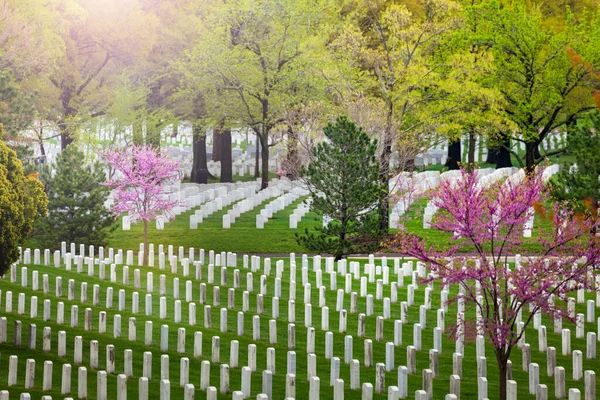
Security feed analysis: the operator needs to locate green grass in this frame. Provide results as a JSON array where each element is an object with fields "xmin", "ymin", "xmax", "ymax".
[
  {"xmin": 0, "ymin": 255, "xmax": 596, "ymax": 399},
  {"xmin": 106, "ymin": 196, "xmax": 321, "ymax": 254},
  {"xmin": 100, "ymin": 190, "xmax": 560, "ymax": 256}
]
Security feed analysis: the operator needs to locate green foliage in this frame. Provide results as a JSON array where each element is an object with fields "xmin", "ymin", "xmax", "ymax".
[
  {"xmin": 551, "ymin": 112, "xmax": 600, "ymax": 214},
  {"xmin": 472, "ymin": 0, "xmax": 600, "ymax": 170},
  {"xmin": 0, "ymin": 123, "xmax": 47, "ymax": 276},
  {"xmin": 297, "ymin": 116, "xmax": 384, "ymax": 259},
  {"xmin": 0, "ymin": 69, "xmax": 37, "ymax": 139},
  {"xmin": 32, "ymin": 145, "xmax": 115, "ymax": 249}
]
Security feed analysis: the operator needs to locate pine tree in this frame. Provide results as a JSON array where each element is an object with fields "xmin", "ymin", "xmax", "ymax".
[
  {"xmin": 33, "ymin": 146, "xmax": 115, "ymax": 248},
  {"xmin": 297, "ymin": 116, "xmax": 383, "ymax": 260}
]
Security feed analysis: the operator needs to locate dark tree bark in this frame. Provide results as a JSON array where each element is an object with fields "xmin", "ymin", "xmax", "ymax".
[
  {"xmin": 59, "ymin": 124, "xmax": 73, "ymax": 149},
  {"xmin": 220, "ymin": 128, "xmax": 233, "ymax": 183},
  {"xmin": 285, "ymin": 126, "xmax": 300, "ymax": 180},
  {"xmin": 524, "ymin": 141, "xmax": 539, "ymax": 173},
  {"xmin": 212, "ymin": 129, "xmax": 222, "ymax": 162},
  {"xmin": 467, "ymin": 129, "xmax": 476, "ymax": 171},
  {"xmin": 190, "ymin": 124, "xmax": 213, "ymax": 184},
  {"xmin": 260, "ymin": 137, "xmax": 269, "ymax": 190},
  {"xmin": 378, "ymin": 105, "xmax": 394, "ymax": 232},
  {"xmin": 446, "ymin": 138, "xmax": 461, "ymax": 170},
  {"xmin": 496, "ymin": 137, "xmax": 513, "ymax": 168},
  {"xmin": 254, "ymin": 138, "xmax": 260, "ymax": 178},
  {"xmin": 485, "ymin": 146, "xmax": 498, "ymax": 164}
]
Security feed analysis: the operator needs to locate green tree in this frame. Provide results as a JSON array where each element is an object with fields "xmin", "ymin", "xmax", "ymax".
[
  {"xmin": 0, "ymin": 123, "xmax": 47, "ymax": 276},
  {"xmin": 45, "ymin": 0, "xmax": 159, "ymax": 148},
  {"xmin": 551, "ymin": 111, "xmax": 600, "ymax": 224},
  {"xmin": 182, "ymin": 0, "xmax": 328, "ymax": 189},
  {"xmin": 0, "ymin": 69, "xmax": 38, "ymax": 166},
  {"xmin": 297, "ymin": 116, "xmax": 383, "ymax": 260},
  {"xmin": 474, "ymin": 0, "xmax": 600, "ymax": 172},
  {"xmin": 32, "ymin": 145, "xmax": 114, "ymax": 249},
  {"xmin": 328, "ymin": 0, "xmax": 463, "ymax": 229}
]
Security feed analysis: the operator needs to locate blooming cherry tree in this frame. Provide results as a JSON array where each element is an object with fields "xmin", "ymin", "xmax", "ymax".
[
  {"xmin": 389, "ymin": 169, "xmax": 600, "ymax": 400},
  {"xmin": 103, "ymin": 145, "xmax": 182, "ymax": 265}
]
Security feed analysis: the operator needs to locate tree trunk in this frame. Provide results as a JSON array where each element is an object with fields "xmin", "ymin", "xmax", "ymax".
[
  {"xmin": 378, "ymin": 124, "xmax": 393, "ymax": 232},
  {"xmin": 190, "ymin": 124, "xmax": 213, "ymax": 184},
  {"xmin": 485, "ymin": 145, "xmax": 498, "ymax": 164},
  {"xmin": 220, "ymin": 128, "xmax": 233, "ymax": 183},
  {"xmin": 495, "ymin": 350, "xmax": 508, "ymax": 400},
  {"xmin": 260, "ymin": 136, "xmax": 269, "ymax": 190},
  {"xmin": 212, "ymin": 129, "xmax": 222, "ymax": 162},
  {"xmin": 524, "ymin": 141, "xmax": 537, "ymax": 173},
  {"xmin": 496, "ymin": 137, "xmax": 513, "ymax": 169},
  {"xmin": 143, "ymin": 220, "xmax": 149, "ymax": 266},
  {"xmin": 467, "ymin": 130, "xmax": 476, "ymax": 172},
  {"xmin": 38, "ymin": 121, "xmax": 46, "ymax": 157},
  {"xmin": 254, "ymin": 138, "xmax": 260, "ymax": 178},
  {"xmin": 446, "ymin": 138, "xmax": 461, "ymax": 170},
  {"xmin": 286, "ymin": 127, "xmax": 300, "ymax": 180},
  {"xmin": 59, "ymin": 121, "xmax": 74, "ymax": 150}
]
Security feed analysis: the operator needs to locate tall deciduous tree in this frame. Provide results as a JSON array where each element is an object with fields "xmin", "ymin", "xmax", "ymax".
[
  {"xmin": 0, "ymin": 123, "xmax": 47, "ymax": 275},
  {"xmin": 297, "ymin": 116, "xmax": 383, "ymax": 260},
  {"xmin": 46, "ymin": 0, "xmax": 158, "ymax": 148},
  {"xmin": 474, "ymin": 0, "xmax": 600, "ymax": 172},
  {"xmin": 0, "ymin": 0, "xmax": 73, "ymax": 79},
  {"xmin": 329, "ymin": 0, "xmax": 463, "ymax": 229},
  {"xmin": 102, "ymin": 145, "xmax": 181, "ymax": 265},
  {"xmin": 389, "ymin": 169, "xmax": 600, "ymax": 400},
  {"xmin": 182, "ymin": 0, "xmax": 328, "ymax": 189}
]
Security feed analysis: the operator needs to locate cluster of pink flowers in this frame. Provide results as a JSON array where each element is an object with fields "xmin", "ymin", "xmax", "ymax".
[
  {"xmin": 102, "ymin": 145, "xmax": 182, "ymax": 223},
  {"xmin": 389, "ymin": 168, "xmax": 599, "ymax": 361}
]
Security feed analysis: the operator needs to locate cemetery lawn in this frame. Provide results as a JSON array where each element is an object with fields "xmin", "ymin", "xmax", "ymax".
[
  {"xmin": 103, "ymin": 196, "xmax": 554, "ymax": 256},
  {"xmin": 0, "ymin": 255, "xmax": 596, "ymax": 399},
  {"xmin": 106, "ymin": 196, "xmax": 323, "ymax": 254}
]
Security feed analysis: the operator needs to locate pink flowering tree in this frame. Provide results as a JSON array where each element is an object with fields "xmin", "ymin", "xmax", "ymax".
[
  {"xmin": 102, "ymin": 145, "xmax": 182, "ymax": 265},
  {"xmin": 388, "ymin": 169, "xmax": 600, "ymax": 400}
]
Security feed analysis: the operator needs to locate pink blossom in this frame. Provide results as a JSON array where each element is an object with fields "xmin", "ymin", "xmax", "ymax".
[
  {"xmin": 388, "ymin": 168, "xmax": 600, "ymax": 398},
  {"xmin": 102, "ymin": 145, "xmax": 182, "ymax": 224}
]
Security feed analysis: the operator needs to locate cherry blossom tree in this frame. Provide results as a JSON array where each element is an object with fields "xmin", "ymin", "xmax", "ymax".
[
  {"xmin": 388, "ymin": 169, "xmax": 600, "ymax": 400},
  {"xmin": 103, "ymin": 145, "xmax": 182, "ymax": 265}
]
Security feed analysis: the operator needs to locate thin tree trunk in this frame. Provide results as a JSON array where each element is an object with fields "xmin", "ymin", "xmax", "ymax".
[
  {"xmin": 38, "ymin": 121, "xmax": 46, "ymax": 158},
  {"xmin": 286, "ymin": 127, "xmax": 300, "ymax": 180},
  {"xmin": 496, "ymin": 351, "xmax": 508, "ymax": 400},
  {"xmin": 143, "ymin": 220, "xmax": 149, "ymax": 266},
  {"xmin": 212, "ymin": 129, "xmax": 222, "ymax": 162},
  {"xmin": 254, "ymin": 138, "xmax": 260, "ymax": 178},
  {"xmin": 190, "ymin": 124, "xmax": 213, "ymax": 184},
  {"xmin": 260, "ymin": 136, "xmax": 269, "ymax": 190},
  {"xmin": 446, "ymin": 139, "xmax": 461, "ymax": 170},
  {"xmin": 378, "ymin": 108, "xmax": 393, "ymax": 231},
  {"xmin": 467, "ymin": 130, "xmax": 476, "ymax": 171},
  {"xmin": 220, "ymin": 128, "xmax": 233, "ymax": 183}
]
